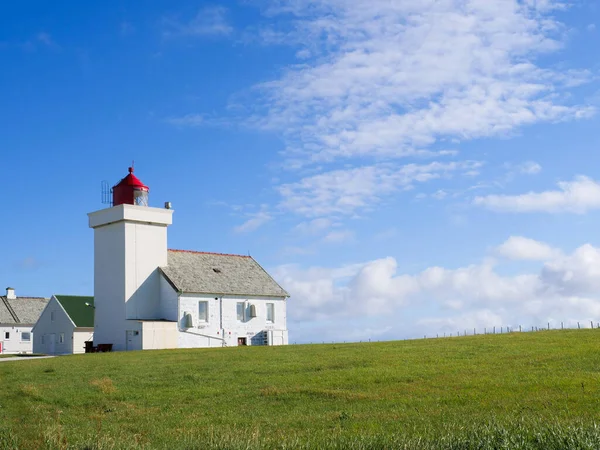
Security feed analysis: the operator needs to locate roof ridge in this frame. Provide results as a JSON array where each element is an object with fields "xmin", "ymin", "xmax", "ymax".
[
  {"xmin": 1, "ymin": 297, "xmax": 19, "ymax": 322},
  {"xmin": 54, "ymin": 294, "xmax": 93, "ymax": 298},
  {"xmin": 168, "ymin": 249, "xmax": 251, "ymax": 258}
]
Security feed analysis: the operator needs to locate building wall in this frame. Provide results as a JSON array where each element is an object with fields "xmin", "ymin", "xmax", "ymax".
[
  {"xmin": 91, "ymin": 218, "xmax": 127, "ymax": 350},
  {"xmin": 89, "ymin": 204, "xmax": 173, "ymax": 351},
  {"xmin": 0, "ymin": 325, "xmax": 34, "ymax": 354},
  {"xmin": 32, "ymin": 297, "xmax": 75, "ymax": 355},
  {"xmin": 141, "ymin": 321, "xmax": 178, "ymax": 350},
  {"xmin": 178, "ymin": 293, "xmax": 288, "ymax": 348},
  {"xmin": 124, "ymin": 221, "xmax": 167, "ymax": 320},
  {"xmin": 159, "ymin": 275, "xmax": 178, "ymax": 321},
  {"xmin": 73, "ymin": 329, "xmax": 94, "ymax": 354}
]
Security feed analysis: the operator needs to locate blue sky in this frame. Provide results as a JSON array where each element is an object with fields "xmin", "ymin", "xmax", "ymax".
[{"xmin": 2, "ymin": 0, "xmax": 600, "ymax": 343}]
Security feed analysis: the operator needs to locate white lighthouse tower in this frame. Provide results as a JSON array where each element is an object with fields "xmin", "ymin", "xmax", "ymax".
[{"xmin": 88, "ymin": 167, "xmax": 173, "ymax": 351}]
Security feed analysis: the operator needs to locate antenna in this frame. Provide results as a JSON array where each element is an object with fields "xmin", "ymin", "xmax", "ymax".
[{"xmin": 101, "ymin": 181, "xmax": 113, "ymax": 205}]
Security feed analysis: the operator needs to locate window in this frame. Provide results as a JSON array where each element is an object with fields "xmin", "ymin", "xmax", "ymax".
[
  {"xmin": 59, "ymin": 333, "xmax": 65, "ymax": 344},
  {"xmin": 50, "ymin": 311, "xmax": 55, "ymax": 322},
  {"xmin": 198, "ymin": 301, "xmax": 208, "ymax": 322},
  {"xmin": 41, "ymin": 335, "xmax": 45, "ymax": 345},
  {"xmin": 267, "ymin": 303, "xmax": 275, "ymax": 323},
  {"xmin": 237, "ymin": 302, "xmax": 245, "ymax": 321},
  {"xmin": 21, "ymin": 332, "xmax": 31, "ymax": 342},
  {"xmin": 4, "ymin": 332, "xmax": 9, "ymax": 340}
]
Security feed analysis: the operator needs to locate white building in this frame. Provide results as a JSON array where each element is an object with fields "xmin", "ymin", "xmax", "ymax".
[
  {"xmin": 87, "ymin": 167, "xmax": 289, "ymax": 351},
  {"xmin": 32, "ymin": 295, "xmax": 94, "ymax": 355},
  {"xmin": 0, "ymin": 287, "xmax": 48, "ymax": 354}
]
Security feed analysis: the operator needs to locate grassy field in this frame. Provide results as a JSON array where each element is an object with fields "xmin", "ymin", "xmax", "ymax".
[{"xmin": 1, "ymin": 330, "xmax": 600, "ymax": 449}]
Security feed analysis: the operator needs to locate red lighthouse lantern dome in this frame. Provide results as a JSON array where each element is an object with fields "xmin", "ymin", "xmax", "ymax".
[{"xmin": 112, "ymin": 167, "xmax": 149, "ymax": 207}]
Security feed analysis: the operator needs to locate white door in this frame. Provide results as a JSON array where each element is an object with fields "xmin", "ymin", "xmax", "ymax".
[
  {"xmin": 49, "ymin": 334, "xmax": 56, "ymax": 354},
  {"xmin": 126, "ymin": 330, "xmax": 141, "ymax": 351}
]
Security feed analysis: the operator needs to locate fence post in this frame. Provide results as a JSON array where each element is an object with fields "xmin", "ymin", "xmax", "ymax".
[
  {"xmin": 519, "ymin": 325, "xmax": 522, "ymax": 332},
  {"xmin": 548, "ymin": 322, "xmax": 550, "ymax": 330},
  {"xmin": 493, "ymin": 326, "xmax": 496, "ymax": 334},
  {"xmin": 484, "ymin": 327, "xmax": 486, "ymax": 335},
  {"xmin": 561, "ymin": 322, "xmax": 563, "ymax": 330},
  {"xmin": 474, "ymin": 328, "xmax": 476, "ymax": 335},
  {"xmin": 591, "ymin": 321, "xmax": 594, "ymax": 329},
  {"xmin": 578, "ymin": 322, "xmax": 580, "ymax": 329}
]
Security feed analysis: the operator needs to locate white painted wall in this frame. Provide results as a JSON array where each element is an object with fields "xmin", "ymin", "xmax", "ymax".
[
  {"xmin": 32, "ymin": 297, "xmax": 75, "ymax": 355},
  {"xmin": 0, "ymin": 325, "xmax": 34, "ymax": 354},
  {"xmin": 141, "ymin": 321, "xmax": 178, "ymax": 350},
  {"xmin": 88, "ymin": 204, "xmax": 173, "ymax": 351},
  {"xmin": 177, "ymin": 293, "xmax": 288, "ymax": 348},
  {"xmin": 73, "ymin": 329, "xmax": 94, "ymax": 354},
  {"xmin": 159, "ymin": 275, "xmax": 178, "ymax": 321}
]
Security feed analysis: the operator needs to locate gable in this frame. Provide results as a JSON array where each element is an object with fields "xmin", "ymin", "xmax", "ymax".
[
  {"xmin": 160, "ymin": 250, "xmax": 289, "ymax": 298},
  {"xmin": 54, "ymin": 295, "xmax": 94, "ymax": 327}
]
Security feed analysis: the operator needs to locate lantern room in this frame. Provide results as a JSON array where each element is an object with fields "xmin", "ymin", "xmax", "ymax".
[{"xmin": 112, "ymin": 167, "xmax": 149, "ymax": 207}]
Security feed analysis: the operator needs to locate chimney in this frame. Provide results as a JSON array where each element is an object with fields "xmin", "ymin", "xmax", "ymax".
[{"xmin": 6, "ymin": 287, "xmax": 15, "ymax": 299}]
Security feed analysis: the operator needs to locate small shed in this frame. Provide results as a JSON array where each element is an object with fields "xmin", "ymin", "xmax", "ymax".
[
  {"xmin": 32, "ymin": 295, "xmax": 94, "ymax": 355},
  {"xmin": 0, "ymin": 287, "xmax": 48, "ymax": 354}
]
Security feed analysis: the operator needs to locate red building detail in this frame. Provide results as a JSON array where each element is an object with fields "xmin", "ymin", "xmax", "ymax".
[{"xmin": 112, "ymin": 167, "xmax": 149, "ymax": 206}]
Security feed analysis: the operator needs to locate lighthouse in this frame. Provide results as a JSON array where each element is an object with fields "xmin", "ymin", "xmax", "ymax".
[{"xmin": 88, "ymin": 167, "xmax": 173, "ymax": 351}]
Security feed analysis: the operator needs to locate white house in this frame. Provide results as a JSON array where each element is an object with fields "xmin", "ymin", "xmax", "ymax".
[
  {"xmin": 0, "ymin": 287, "xmax": 48, "ymax": 354},
  {"xmin": 159, "ymin": 249, "xmax": 288, "ymax": 349},
  {"xmin": 87, "ymin": 166, "xmax": 289, "ymax": 351},
  {"xmin": 32, "ymin": 295, "xmax": 94, "ymax": 355}
]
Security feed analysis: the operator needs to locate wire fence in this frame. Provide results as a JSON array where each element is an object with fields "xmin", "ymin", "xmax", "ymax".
[
  {"xmin": 424, "ymin": 320, "xmax": 600, "ymax": 340},
  {"xmin": 294, "ymin": 320, "xmax": 600, "ymax": 345}
]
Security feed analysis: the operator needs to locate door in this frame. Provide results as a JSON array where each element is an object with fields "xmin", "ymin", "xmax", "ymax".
[
  {"xmin": 237, "ymin": 337, "xmax": 247, "ymax": 346},
  {"xmin": 49, "ymin": 334, "xmax": 56, "ymax": 354},
  {"xmin": 126, "ymin": 330, "xmax": 141, "ymax": 351}
]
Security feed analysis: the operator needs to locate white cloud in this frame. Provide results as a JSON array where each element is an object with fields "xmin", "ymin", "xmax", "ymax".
[
  {"xmin": 165, "ymin": 114, "xmax": 204, "ymax": 127},
  {"xmin": 540, "ymin": 244, "xmax": 600, "ymax": 296},
  {"xmin": 293, "ymin": 218, "xmax": 333, "ymax": 235},
  {"xmin": 251, "ymin": 0, "xmax": 593, "ymax": 165},
  {"xmin": 323, "ymin": 229, "xmax": 354, "ymax": 243},
  {"xmin": 36, "ymin": 32, "xmax": 57, "ymax": 48},
  {"xmin": 496, "ymin": 236, "xmax": 559, "ymax": 261},
  {"xmin": 372, "ymin": 227, "xmax": 398, "ymax": 241},
  {"xmin": 516, "ymin": 161, "xmax": 542, "ymax": 175},
  {"xmin": 274, "ymin": 241, "xmax": 600, "ymax": 342},
  {"xmin": 278, "ymin": 161, "xmax": 482, "ymax": 217},
  {"xmin": 474, "ymin": 176, "xmax": 600, "ymax": 213},
  {"xmin": 234, "ymin": 211, "xmax": 272, "ymax": 233},
  {"xmin": 163, "ymin": 6, "xmax": 233, "ymax": 38}
]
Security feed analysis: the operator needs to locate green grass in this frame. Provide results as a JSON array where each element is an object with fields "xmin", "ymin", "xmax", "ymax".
[{"xmin": 1, "ymin": 330, "xmax": 600, "ymax": 449}]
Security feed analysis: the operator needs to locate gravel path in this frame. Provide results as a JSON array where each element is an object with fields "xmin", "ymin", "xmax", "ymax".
[{"xmin": 0, "ymin": 355, "xmax": 55, "ymax": 362}]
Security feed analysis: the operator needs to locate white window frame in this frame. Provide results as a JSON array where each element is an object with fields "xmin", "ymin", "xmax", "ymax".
[
  {"xmin": 21, "ymin": 332, "xmax": 31, "ymax": 342},
  {"xmin": 198, "ymin": 301, "xmax": 209, "ymax": 323},
  {"xmin": 59, "ymin": 333, "xmax": 65, "ymax": 344},
  {"xmin": 266, "ymin": 303, "xmax": 275, "ymax": 323},
  {"xmin": 237, "ymin": 302, "xmax": 245, "ymax": 322}
]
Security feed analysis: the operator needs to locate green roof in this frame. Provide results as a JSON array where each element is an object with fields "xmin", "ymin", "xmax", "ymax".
[{"xmin": 55, "ymin": 295, "xmax": 94, "ymax": 327}]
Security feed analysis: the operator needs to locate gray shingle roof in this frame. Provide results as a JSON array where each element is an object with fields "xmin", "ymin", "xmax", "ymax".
[
  {"xmin": 160, "ymin": 250, "xmax": 289, "ymax": 297},
  {"xmin": 0, "ymin": 296, "xmax": 49, "ymax": 325}
]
